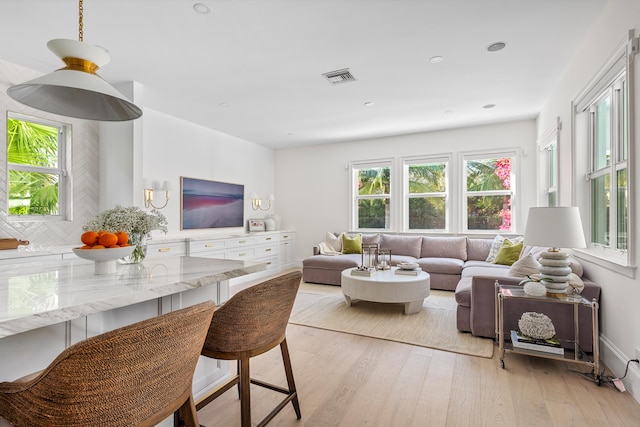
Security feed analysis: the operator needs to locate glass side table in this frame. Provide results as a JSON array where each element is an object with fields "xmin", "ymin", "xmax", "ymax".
[{"xmin": 494, "ymin": 281, "xmax": 601, "ymax": 385}]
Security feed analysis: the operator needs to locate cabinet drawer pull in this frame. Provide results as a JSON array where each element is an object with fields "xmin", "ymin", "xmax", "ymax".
[
  {"xmin": 266, "ymin": 261, "xmax": 272, "ymax": 265},
  {"xmin": 205, "ymin": 243, "xmax": 215, "ymax": 248},
  {"xmin": 158, "ymin": 247, "xmax": 171, "ymax": 252},
  {"xmin": 238, "ymin": 253, "xmax": 246, "ymax": 257},
  {"xmin": 265, "ymin": 248, "xmax": 272, "ymax": 252},
  {"xmin": 238, "ymin": 240, "xmax": 246, "ymax": 244},
  {"xmin": 283, "ymin": 235, "xmax": 289, "ymax": 238},
  {"xmin": 266, "ymin": 237, "xmax": 272, "ymax": 240}
]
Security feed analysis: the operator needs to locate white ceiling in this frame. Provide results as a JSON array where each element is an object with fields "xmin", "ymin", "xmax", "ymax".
[{"xmin": 1, "ymin": 0, "xmax": 607, "ymax": 150}]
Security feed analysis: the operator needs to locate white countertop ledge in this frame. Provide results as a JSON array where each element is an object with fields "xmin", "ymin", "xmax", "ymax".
[{"xmin": 0, "ymin": 256, "xmax": 266, "ymax": 338}]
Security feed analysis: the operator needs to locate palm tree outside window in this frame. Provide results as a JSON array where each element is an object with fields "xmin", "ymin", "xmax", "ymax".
[{"xmin": 7, "ymin": 114, "xmax": 68, "ymax": 218}]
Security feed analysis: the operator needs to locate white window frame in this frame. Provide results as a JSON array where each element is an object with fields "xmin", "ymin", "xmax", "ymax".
[
  {"xmin": 6, "ymin": 112, "xmax": 70, "ymax": 221},
  {"xmin": 572, "ymin": 31, "xmax": 636, "ymax": 269},
  {"xmin": 537, "ymin": 118, "xmax": 560, "ymax": 207},
  {"xmin": 349, "ymin": 158, "xmax": 393, "ymax": 231},
  {"xmin": 402, "ymin": 154, "xmax": 451, "ymax": 232},
  {"xmin": 462, "ymin": 150, "xmax": 518, "ymax": 233}
]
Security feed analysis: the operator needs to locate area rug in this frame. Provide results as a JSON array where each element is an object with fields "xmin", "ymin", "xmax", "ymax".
[{"xmin": 289, "ymin": 283, "xmax": 494, "ymax": 358}]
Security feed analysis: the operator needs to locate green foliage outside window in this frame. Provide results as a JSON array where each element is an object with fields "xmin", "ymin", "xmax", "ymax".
[
  {"xmin": 408, "ymin": 163, "xmax": 446, "ymax": 230},
  {"xmin": 357, "ymin": 167, "xmax": 390, "ymax": 228},
  {"xmin": 466, "ymin": 158, "xmax": 512, "ymax": 231},
  {"xmin": 7, "ymin": 118, "xmax": 60, "ymax": 215}
]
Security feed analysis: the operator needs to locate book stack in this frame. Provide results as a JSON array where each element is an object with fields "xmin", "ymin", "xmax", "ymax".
[
  {"xmin": 351, "ymin": 269, "xmax": 373, "ymax": 277},
  {"xmin": 395, "ymin": 267, "xmax": 422, "ymax": 276},
  {"xmin": 510, "ymin": 330, "xmax": 564, "ymax": 355}
]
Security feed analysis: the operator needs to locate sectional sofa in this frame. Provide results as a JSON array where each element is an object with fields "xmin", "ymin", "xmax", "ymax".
[{"xmin": 302, "ymin": 232, "xmax": 600, "ymax": 351}]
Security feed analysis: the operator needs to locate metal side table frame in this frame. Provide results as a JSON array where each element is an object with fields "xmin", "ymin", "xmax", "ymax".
[{"xmin": 494, "ymin": 281, "xmax": 601, "ymax": 385}]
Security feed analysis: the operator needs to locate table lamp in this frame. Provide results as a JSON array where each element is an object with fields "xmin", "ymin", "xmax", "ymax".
[{"xmin": 523, "ymin": 207, "xmax": 586, "ymax": 297}]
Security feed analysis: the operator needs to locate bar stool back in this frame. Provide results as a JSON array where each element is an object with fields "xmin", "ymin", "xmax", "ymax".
[
  {"xmin": 0, "ymin": 300, "xmax": 216, "ymax": 427},
  {"xmin": 197, "ymin": 271, "xmax": 302, "ymax": 427}
]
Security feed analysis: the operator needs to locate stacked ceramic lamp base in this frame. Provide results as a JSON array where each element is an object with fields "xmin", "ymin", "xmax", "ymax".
[{"xmin": 538, "ymin": 249, "xmax": 573, "ymax": 297}]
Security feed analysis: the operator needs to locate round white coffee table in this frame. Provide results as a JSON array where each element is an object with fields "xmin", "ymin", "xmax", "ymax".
[{"xmin": 340, "ymin": 267, "xmax": 430, "ymax": 315}]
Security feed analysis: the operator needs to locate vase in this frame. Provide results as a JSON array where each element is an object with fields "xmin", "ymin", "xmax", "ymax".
[{"xmin": 119, "ymin": 233, "xmax": 148, "ymax": 264}]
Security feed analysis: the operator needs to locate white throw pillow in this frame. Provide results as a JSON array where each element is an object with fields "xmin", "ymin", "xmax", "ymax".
[
  {"xmin": 508, "ymin": 253, "xmax": 540, "ymax": 277},
  {"xmin": 485, "ymin": 234, "xmax": 505, "ymax": 262},
  {"xmin": 326, "ymin": 232, "xmax": 343, "ymax": 252}
]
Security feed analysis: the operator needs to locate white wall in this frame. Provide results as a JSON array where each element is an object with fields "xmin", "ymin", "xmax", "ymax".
[
  {"xmin": 275, "ymin": 119, "xmax": 538, "ymax": 260},
  {"xmin": 141, "ymin": 109, "xmax": 275, "ymax": 238},
  {"xmin": 537, "ymin": 0, "xmax": 640, "ymax": 401}
]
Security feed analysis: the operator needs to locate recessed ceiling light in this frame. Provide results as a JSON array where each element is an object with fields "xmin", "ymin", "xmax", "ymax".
[
  {"xmin": 219, "ymin": 102, "xmax": 229, "ymax": 107},
  {"xmin": 444, "ymin": 110, "xmax": 454, "ymax": 115},
  {"xmin": 364, "ymin": 102, "xmax": 374, "ymax": 107},
  {"xmin": 483, "ymin": 104, "xmax": 496, "ymax": 109},
  {"xmin": 487, "ymin": 42, "xmax": 506, "ymax": 52},
  {"xmin": 193, "ymin": 3, "xmax": 211, "ymax": 14},
  {"xmin": 430, "ymin": 56, "xmax": 444, "ymax": 64}
]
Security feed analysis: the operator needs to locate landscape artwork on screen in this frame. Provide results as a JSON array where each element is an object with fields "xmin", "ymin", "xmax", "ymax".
[{"xmin": 181, "ymin": 177, "xmax": 244, "ymax": 229}]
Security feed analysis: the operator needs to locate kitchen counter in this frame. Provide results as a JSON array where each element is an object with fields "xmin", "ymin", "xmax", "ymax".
[{"xmin": 0, "ymin": 255, "xmax": 266, "ymax": 338}]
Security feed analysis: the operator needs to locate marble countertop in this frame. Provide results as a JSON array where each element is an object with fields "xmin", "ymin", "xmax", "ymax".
[{"xmin": 0, "ymin": 256, "xmax": 266, "ymax": 338}]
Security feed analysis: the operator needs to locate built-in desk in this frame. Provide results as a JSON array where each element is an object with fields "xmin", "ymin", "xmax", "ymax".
[{"xmin": 0, "ymin": 255, "xmax": 266, "ymax": 426}]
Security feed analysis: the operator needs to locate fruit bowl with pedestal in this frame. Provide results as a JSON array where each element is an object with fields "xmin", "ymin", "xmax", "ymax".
[{"xmin": 72, "ymin": 246, "xmax": 135, "ymax": 274}]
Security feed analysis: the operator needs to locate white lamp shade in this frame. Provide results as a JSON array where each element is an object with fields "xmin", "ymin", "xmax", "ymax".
[
  {"xmin": 7, "ymin": 39, "xmax": 142, "ymax": 121},
  {"xmin": 524, "ymin": 207, "xmax": 587, "ymax": 249}
]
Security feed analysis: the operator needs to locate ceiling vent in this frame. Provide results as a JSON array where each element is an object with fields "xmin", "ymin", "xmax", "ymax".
[{"xmin": 322, "ymin": 68, "xmax": 357, "ymax": 85}]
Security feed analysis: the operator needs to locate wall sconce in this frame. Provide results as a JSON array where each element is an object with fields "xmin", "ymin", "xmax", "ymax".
[
  {"xmin": 249, "ymin": 193, "xmax": 275, "ymax": 211},
  {"xmin": 144, "ymin": 180, "xmax": 170, "ymax": 210}
]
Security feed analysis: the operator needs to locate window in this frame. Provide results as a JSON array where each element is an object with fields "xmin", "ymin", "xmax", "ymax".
[
  {"xmin": 351, "ymin": 160, "xmax": 391, "ymax": 230},
  {"xmin": 588, "ymin": 73, "xmax": 628, "ymax": 251},
  {"xmin": 403, "ymin": 156, "xmax": 449, "ymax": 231},
  {"xmin": 537, "ymin": 118, "xmax": 559, "ymax": 207},
  {"xmin": 463, "ymin": 153, "xmax": 515, "ymax": 232},
  {"xmin": 6, "ymin": 114, "xmax": 68, "ymax": 218},
  {"xmin": 572, "ymin": 32, "xmax": 635, "ymax": 267}
]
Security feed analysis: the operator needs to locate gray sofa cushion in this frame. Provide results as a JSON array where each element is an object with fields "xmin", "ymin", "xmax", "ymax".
[
  {"xmin": 302, "ymin": 254, "xmax": 361, "ymax": 270},
  {"xmin": 466, "ymin": 238, "xmax": 493, "ymax": 261},
  {"xmin": 417, "ymin": 257, "xmax": 464, "ymax": 275},
  {"xmin": 420, "ymin": 236, "xmax": 467, "ymax": 260},
  {"xmin": 460, "ymin": 263, "xmax": 510, "ymax": 279},
  {"xmin": 379, "ymin": 234, "xmax": 422, "ymax": 258}
]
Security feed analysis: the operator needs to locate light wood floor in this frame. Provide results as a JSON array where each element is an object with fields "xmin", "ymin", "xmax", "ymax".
[
  {"xmin": 197, "ymin": 322, "xmax": 640, "ymax": 427},
  {"xmin": 198, "ymin": 272, "xmax": 640, "ymax": 426}
]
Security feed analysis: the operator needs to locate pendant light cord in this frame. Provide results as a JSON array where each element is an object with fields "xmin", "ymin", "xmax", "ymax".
[{"xmin": 78, "ymin": 0, "xmax": 84, "ymax": 42}]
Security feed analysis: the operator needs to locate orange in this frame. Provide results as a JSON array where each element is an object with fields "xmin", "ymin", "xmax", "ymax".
[
  {"xmin": 92, "ymin": 244, "xmax": 106, "ymax": 249},
  {"xmin": 81, "ymin": 231, "xmax": 99, "ymax": 246},
  {"xmin": 115, "ymin": 231, "xmax": 129, "ymax": 246},
  {"xmin": 98, "ymin": 232, "xmax": 118, "ymax": 248}
]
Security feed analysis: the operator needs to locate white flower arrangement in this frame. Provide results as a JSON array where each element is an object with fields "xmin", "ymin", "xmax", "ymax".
[{"xmin": 83, "ymin": 205, "xmax": 168, "ymax": 236}]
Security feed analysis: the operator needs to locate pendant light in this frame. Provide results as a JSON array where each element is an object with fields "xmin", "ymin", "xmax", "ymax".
[{"xmin": 7, "ymin": 0, "xmax": 142, "ymax": 121}]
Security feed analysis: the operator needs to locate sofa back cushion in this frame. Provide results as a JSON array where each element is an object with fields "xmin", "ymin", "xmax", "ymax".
[
  {"xmin": 379, "ymin": 234, "xmax": 422, "ymax": 258},
  {"xmin": 466, "ymin": 238, "xmax": 493, "ymax": 261},
  {"xmin": 420, "ymin": 236, "xmax": 467, "ymax": 260},
  {"xmin": 362, "ymin": 233, "xmax": 381, "ymax": 245}
]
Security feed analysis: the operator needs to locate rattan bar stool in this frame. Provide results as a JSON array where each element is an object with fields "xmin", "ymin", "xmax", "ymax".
[
  {"xmin": 197, "ymin": 271, "xmax": 302, "ymax": 427},
  {"xmin": 0, "ymin": 300, "xmax": 216, "ymax": 427}
]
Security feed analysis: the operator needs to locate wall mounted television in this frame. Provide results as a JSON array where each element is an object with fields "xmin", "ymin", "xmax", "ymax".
[{"xmin": 180, "ymin": 177, "xmax": 244, "ymax": 230}]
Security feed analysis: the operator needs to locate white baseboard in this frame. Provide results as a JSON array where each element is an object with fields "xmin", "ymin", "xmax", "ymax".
[{"xmin": 600, "ymin": 334, "xmax": 640, "ymax": 402}]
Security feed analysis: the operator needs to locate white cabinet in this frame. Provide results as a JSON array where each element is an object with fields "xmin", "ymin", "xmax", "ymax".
[
  {"xmin": 145, "ymin": 239, "xmax": 187, "ymax": 259},
  {"xmin": 187, "ymin": 231, "xmax": 295, "ymax": 279},
  {"xmin": 279, "ymin": 231, "xmax": 296, "ymax": 268}
]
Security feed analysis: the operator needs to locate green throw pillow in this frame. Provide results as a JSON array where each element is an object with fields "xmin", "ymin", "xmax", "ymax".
[
  {"xmin": 493, "ymin": 239, "xmax": 523, "ymax": 266},
  {"xmin": 342, "ymin": 233, "xmax": 363, "ymax": 254}
]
